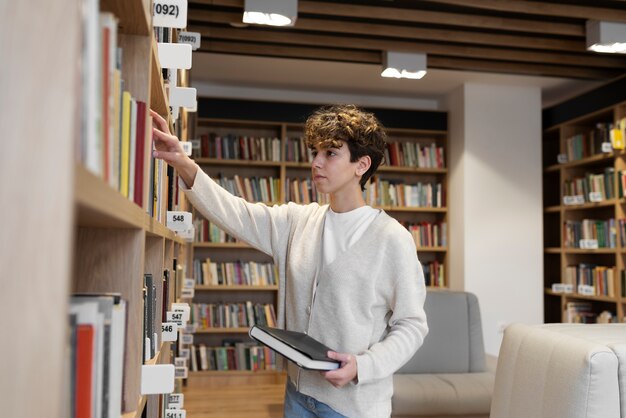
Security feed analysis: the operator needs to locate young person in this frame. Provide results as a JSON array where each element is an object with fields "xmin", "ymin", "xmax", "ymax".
[{"xmin": 151, "ymin": 104, "xmax": 428, "ymax": 418}]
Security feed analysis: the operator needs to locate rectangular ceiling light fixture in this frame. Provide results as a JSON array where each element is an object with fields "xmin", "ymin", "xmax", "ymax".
[
  {"xmin": 381, "ymin": 51, "xmax": 427, "ymax": 79},
  {"xmin": 243, "ymin": 0, "xmax": 298, "ymax": 27},
  {"xmin": 586, "ymin": 20, "xmax": 626, "ymax": 54}
]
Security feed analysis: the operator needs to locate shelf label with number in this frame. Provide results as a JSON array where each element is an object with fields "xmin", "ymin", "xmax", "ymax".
[
  {"xmin": 578, "ymin": 284, "xmax": 595, "ymax": 295},
  {"xmin": 172, "ymin": 303, "xmax": 191, "ymax": 321},
  {"xmin": 153, "ymin": 0, "xmax": 188, "ymax": 28},
  {"xmin": 179, "ymin": 226, "xmax": 195, "ymax": 242},
  {"xmin": 579, "ymin": 239, "xmax": 599, "ymax": 249},
  {"xmin": 167, "ymin": 311, "xmax": 185, "ymax": 326},
  {"xmin": 168, "ymin": 393, "xmax": 185, "ymax": 409},
  {"xmin": 588, "ymin": 192, "xmax": 603, "ymax": 202},
  {"xmin": 166, "ymin": 409, "xmax": 186, "ymax": 418},
  {"xmin": 183, "ymin": 323, "xmax": 198, "ymax": 333},
  {"xmin": 181, "ymin": 288, "xmax": 195, "ymax": 299},
  {"xmin": 175, "ymin": 366, "xmax": 189, "ymax": 379},
  {"xmin": 563, "ymin": 195, "xmax": 575, "ymax": 205},
  {"xmin": 175, "ymin": 357, "xmax": 187, "ymax": 368},
  {"xmin": 179, "ymin": 348, "xmax": 190, "ymax": 359},
  {"xmin": 557, "ymin": 153, "xmax": 568, "ymax": 164},
  {"xmin": 180, "ymin": 333, "xmax": 194, "ymax": 345},
  {"xmin": 601, "ymin": 142, "xmax": 613, "ymax": 153},
  {"xmin": 166, "ymin": 211, "xmax": 192, "ymax": 232},
  {"xmin": 551, "ymin": 283, "xmax": 574, "ymax": 293},
  {"xmin": 183, "ymin": 278, "xmax": 195, "ymax": 289},
  {"xmin": 162, "ymin": 322, "xmax": 178, "ymax": 342},
  {"xmin": 178, "ymin": 31, "xmax": 201, "ymax": 50}
]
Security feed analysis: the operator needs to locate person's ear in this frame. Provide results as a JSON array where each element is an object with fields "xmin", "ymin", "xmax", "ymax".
[{"xmin": 356, "ymin": 155, "xmax": 371, "ymax": 176}]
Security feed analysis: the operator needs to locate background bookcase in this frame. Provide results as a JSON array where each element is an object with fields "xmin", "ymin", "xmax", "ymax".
[
  {"xmin": 543, "ymin": 97, "xmax": 626, "ymax": 324},
  {"xmin": 1, "ymin": 1, "xmax": 189, "ymax": 417},
  {"xmin": 186, "ymin": 112, "xmax": 448, "ymax": 386}
]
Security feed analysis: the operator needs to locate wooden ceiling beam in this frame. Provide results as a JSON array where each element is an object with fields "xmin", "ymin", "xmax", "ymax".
[
  {"xmin": 198, "ymin": 40, "xmax": 381, "ymax": 63},
  {"xmin": 196, "ymin": 40, "xmax": 618, "ymax": 79},
  {"xmin": 186, "ymin": 24, "xmax": 626, "ymax": 70},
  {"xmin": 423, "ymin": 0, "xmax": 626, "ymax": 22},
  {"xmin": 190, "ymin": 0, "xmax": 584, "ymax": 36},
  {"xmin": 189, "ymin": 9, "xmax": 583, "ymax": 52}
]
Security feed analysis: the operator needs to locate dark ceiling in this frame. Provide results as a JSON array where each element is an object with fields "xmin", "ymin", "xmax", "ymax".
[{"xmin": 186, "ymin": 0, "xmax": 626, "ymax": 81}]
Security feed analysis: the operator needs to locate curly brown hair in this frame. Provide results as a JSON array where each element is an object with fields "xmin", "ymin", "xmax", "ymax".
[{"xmin": 304, "ymin": 104, "xmax": 387, "ymax": 190}]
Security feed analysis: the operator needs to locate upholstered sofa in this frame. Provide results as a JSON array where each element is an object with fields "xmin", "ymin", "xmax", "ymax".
[
  {"xmin": 392, "ymin": 290, "xmax": 494, "ymax": 418},
  {"xmin": 490, "ymin": 323, "xmax": 626, "ymax": 418}
]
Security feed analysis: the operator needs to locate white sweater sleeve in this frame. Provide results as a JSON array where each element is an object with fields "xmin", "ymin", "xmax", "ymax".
[
  {"xmin": 181, "ymin": 169, "xmax": 296, "ymax": 257},
  {"xmin": 355, "ymin": 231, "xmax": 429, "ymax": 384}
]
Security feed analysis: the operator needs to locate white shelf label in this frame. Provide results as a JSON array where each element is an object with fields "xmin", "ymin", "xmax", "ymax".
[
  {"xmin": 557, "ymin": 153, "xmax": 568, "ymax": 164},
  {"xmin": 588, "ymin": 192, "xmax": 603, "ymax": 202},
  {"xmin": 141, "ymin": 364, "xmax": 175, "ymax": 395},
  {"xmin": 563, "ymin": 195, "xmax": 575, "ymax": 205},
  {"xmin": 181, "ymin": 288, "xmax": 195, "ymax": 299},
  {"xmin": 167, "ymin": 311, "xmax": 185, "ymax": 326},
  {"xmin": 153, "ymin": 0, "xmax": 188, "ymax": 28},
  {"xmin": 174, "ymin": 366, "xmax": 188, "ymax": 379},
  {"xmin": 551, "ymin": 283, "xmax": 574, "ymax": 293},
  {"xmin": 175, "ymin": 357, "xmax": 187, "ymax": 368},
  {"xmin": 578, "ymin": 284, "xmax": 595, "ymax": 295},
  {"xmin": 165, "ymin": 409, "xmax": 186, "ymax": 418},
  {"xmin": 170, "ymin": 87, "xmax": 197, "ymax": 109},
  {"xmin": 602, "ymin": 142, "xmax": 613, "ymax": 153},
  {"xmin": 579, "ymin": 239, "xmax": 599, "ymax": 249},
  {"xmin": 170, "ymin": 105, "xmax": 180, "ymax": 121},
  {"xmin": 179, "ymin": 348, "xmax": 190, "ymax": 359},
  {"xmin": 183, "ymin": 323, "xmax": 198, "ymax": 333},
  {"xmin": 190, "ymin": 139, "xmax": 200, "ymax": 151},
  {"xmin": 183, "ymin": 278, "xmax": 195, "ymax": 289},
  {"xmin": 162, "ymin": 322, "xmax": 178, "ymax": 342},
  {"xmin": 178, "ymin": 31, "xmax": 201, "ymax": 50},
  {"xmin": 181, "ymin": 141, "xmax": 192, "ymax": 156},
  {"xmin": 166, "ymin": 211, "xmax": 192, "ymax": 232},
  {"xmin": 179, "ymin": 226, "xmax": 195, "ymax": 242},
  {"xmin": 158, "ymin": 43, "xmax": 192, "ymax": 70},
  {"xmin": 172, "ymin": 303, "xmax": 191, "ymax": 321},
  {"xmin": 181, "ymin": 333, "xmax": 194, "ymax": 345},
  {"xmin": 168, "ymin": 393, "xmax": 185, "ymax": 409}
]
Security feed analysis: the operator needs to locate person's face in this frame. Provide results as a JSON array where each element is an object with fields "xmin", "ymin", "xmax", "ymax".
[{"xmin": 311, "ymin": 142, "xmax": 361, "ymax": 195}]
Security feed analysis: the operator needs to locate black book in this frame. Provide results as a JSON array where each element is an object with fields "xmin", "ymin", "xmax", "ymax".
[{"xmin": 249, "ymin": 325, "xmax": 340, "ymax": 371}]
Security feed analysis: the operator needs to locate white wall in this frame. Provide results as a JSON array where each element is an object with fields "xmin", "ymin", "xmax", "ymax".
[{"xmin": 447, "ymin": 83, "xmax": 544, "ymax": 356}]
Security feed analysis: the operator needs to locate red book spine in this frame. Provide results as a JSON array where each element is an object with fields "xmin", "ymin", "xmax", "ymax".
[
  {"xmin": 134, "ymin": 101, "xmax": 146, "ymax": 207},
  {"xmin": 75, "ymin": 324, "xmax": 95, "ymax": 418}
]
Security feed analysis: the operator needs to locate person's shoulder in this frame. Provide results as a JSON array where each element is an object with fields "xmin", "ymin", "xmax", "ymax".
[
  {"xmin": 283, "ymin": 201, "xmax": 328, "ymax": 219},
  {"xmin": 375, "ymin": 211, "xmax": 415, "ymax": 247}
]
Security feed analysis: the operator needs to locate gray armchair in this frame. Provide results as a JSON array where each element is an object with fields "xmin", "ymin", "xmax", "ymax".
[{"xmin": 392, "ymin": 290, "xmax": 494, "ymax": 418}]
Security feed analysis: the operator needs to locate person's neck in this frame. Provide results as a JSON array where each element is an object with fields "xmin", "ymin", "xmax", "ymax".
[{"xmin": 329, "ymin": 189, "xmax": 366, "ymax": 213}]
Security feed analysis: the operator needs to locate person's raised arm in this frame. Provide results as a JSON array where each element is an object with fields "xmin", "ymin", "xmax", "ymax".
[{"xmin": 150, "ymin": 109, "xmax": 198, "ymax": 188}]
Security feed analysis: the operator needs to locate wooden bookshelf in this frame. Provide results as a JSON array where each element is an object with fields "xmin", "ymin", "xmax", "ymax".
[
  {"xmin": 2, "ymin": 2, "xmax": 190, "ymax": 417},
  {"xmin": 542, "ymin": 97, "xmax": 626, "ymax": 323},
  {"xmin": 186, "ymin": 116, "xmax": 448, "ymax": 380}
]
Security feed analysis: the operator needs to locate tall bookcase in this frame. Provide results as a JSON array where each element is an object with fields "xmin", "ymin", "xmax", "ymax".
[
  {"xmin": 186, "ymin": 108, "xmax": 448, "ymax": 386},
  {"xmin": 543, "ymin": 94, "xmax": 626, "ymax": 324},
  {"xmin": 2, "ymin": 1, "xmax": 188, "ymax": 417}
]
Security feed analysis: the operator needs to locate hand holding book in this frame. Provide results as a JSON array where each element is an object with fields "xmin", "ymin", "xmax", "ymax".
[{"xmin": 322, "ymin": 351, "xmax": 358, "ymax": 388}]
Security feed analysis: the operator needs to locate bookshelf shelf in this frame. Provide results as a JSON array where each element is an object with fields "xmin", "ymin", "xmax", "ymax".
[
  {"xmin": 189, "ymin": 369, "xmax": 282, "ymax": 377},
  {"xmin": 193, "ymin": 242, "xmax": 253, "ymax": 249},
  {"xmin": 417, "ymin": 247, "xmax": 447, "ymax": 253},
  {"xmin": 195, "ymin": 327, "xmax": 251, "ymax": 334},
  {"xmin": 195, "ymin": 285, "xmax": 279, "ymax": 291},
  {"xmin": 542, "ymin": 96, "xmax": 626, "ymax": 324},
  {"xmin": 380, "ymin": 206, "xmax": 447, "ymax": 213}
]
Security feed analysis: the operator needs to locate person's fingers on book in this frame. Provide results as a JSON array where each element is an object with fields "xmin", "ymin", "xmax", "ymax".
[
  {"xmin": 152, "ymin": 127, "xmax": 179, "ymax": 152},
  {"xmin": 152, "ymin": 149, "xmax": 180, "ymax": 165},
  {"xmin": 150, "ymin": 109, "xmax": 170, "ymax": 135},
  {"xmin": 322, "ymin": 352, "xmax": 357, "ymax": 388}
]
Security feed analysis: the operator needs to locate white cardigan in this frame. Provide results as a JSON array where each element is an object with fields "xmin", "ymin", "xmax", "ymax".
[{"xmin": 183, "ymin": 170, "xmax": 428, "ymax": 418}]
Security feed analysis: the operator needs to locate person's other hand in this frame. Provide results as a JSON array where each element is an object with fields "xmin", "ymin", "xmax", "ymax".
[{"xmin": 321, "ymin": 351, "xmax": 358, "ymax": 388}]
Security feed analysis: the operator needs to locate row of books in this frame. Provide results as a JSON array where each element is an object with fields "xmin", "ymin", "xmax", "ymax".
[
  {"xmin": 284, "ymin": 177, "xmax": 329, "ymax": 205},
  {"xmin": 565, "ymin": 302, "xmax": 617, "ymax": 323},
  {"xmin": 563, "ymin": 219, "xmax": 616, "ymax": 248},
  {"xmin": 191, "ymin": 302, "xmax": 277, "ymax": 329},
  {"xmin": 563, "ymin": 264, "xmax": 615, "ymax": 297},
  {"xmin": 189, "ymin": 343, "xmax": 277, "ymax": 372},
  {"xmin": 193, "ymin": 218, "xmax": 238, "ymax": 243},
  {"xmin": 364, "ymin": 178, "xmax": 445, "ymax": 208},
  {"xmin": 214, "ymin": 175, "xmax": 281, "ymax": 204},
  {"xmin": 193, "ymin": 134, "xmax": 282, "ymax": 162},
  {"xmin": 563, "ymin": 168, "xmax": 615, "ymax": 202},
  {"xmin": 405, "ymin": 222, "xmax": 447, "ymax": 248},
  {"xmin": 423, "ymin": 261, "xmax": 445, "ymax": 287},
  {"xmin": 385, "ymin": 141, "xmax": 445, "ymax": 169},
  {"xmin": 68, "ymin": 293, "xmax": 127, "ymax": 418},
  {"xmin": 564, "ymin": 122, "xmax": 618, "ymax": 162},
  {"xmin": 193, "ymin": 259, "xmax": 278, "ymax": 286}
]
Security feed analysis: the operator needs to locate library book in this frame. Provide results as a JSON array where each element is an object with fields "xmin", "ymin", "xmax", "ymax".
[{"xmin": 249, "ymin": 325, "xmax": 340, "ymax": 371}]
